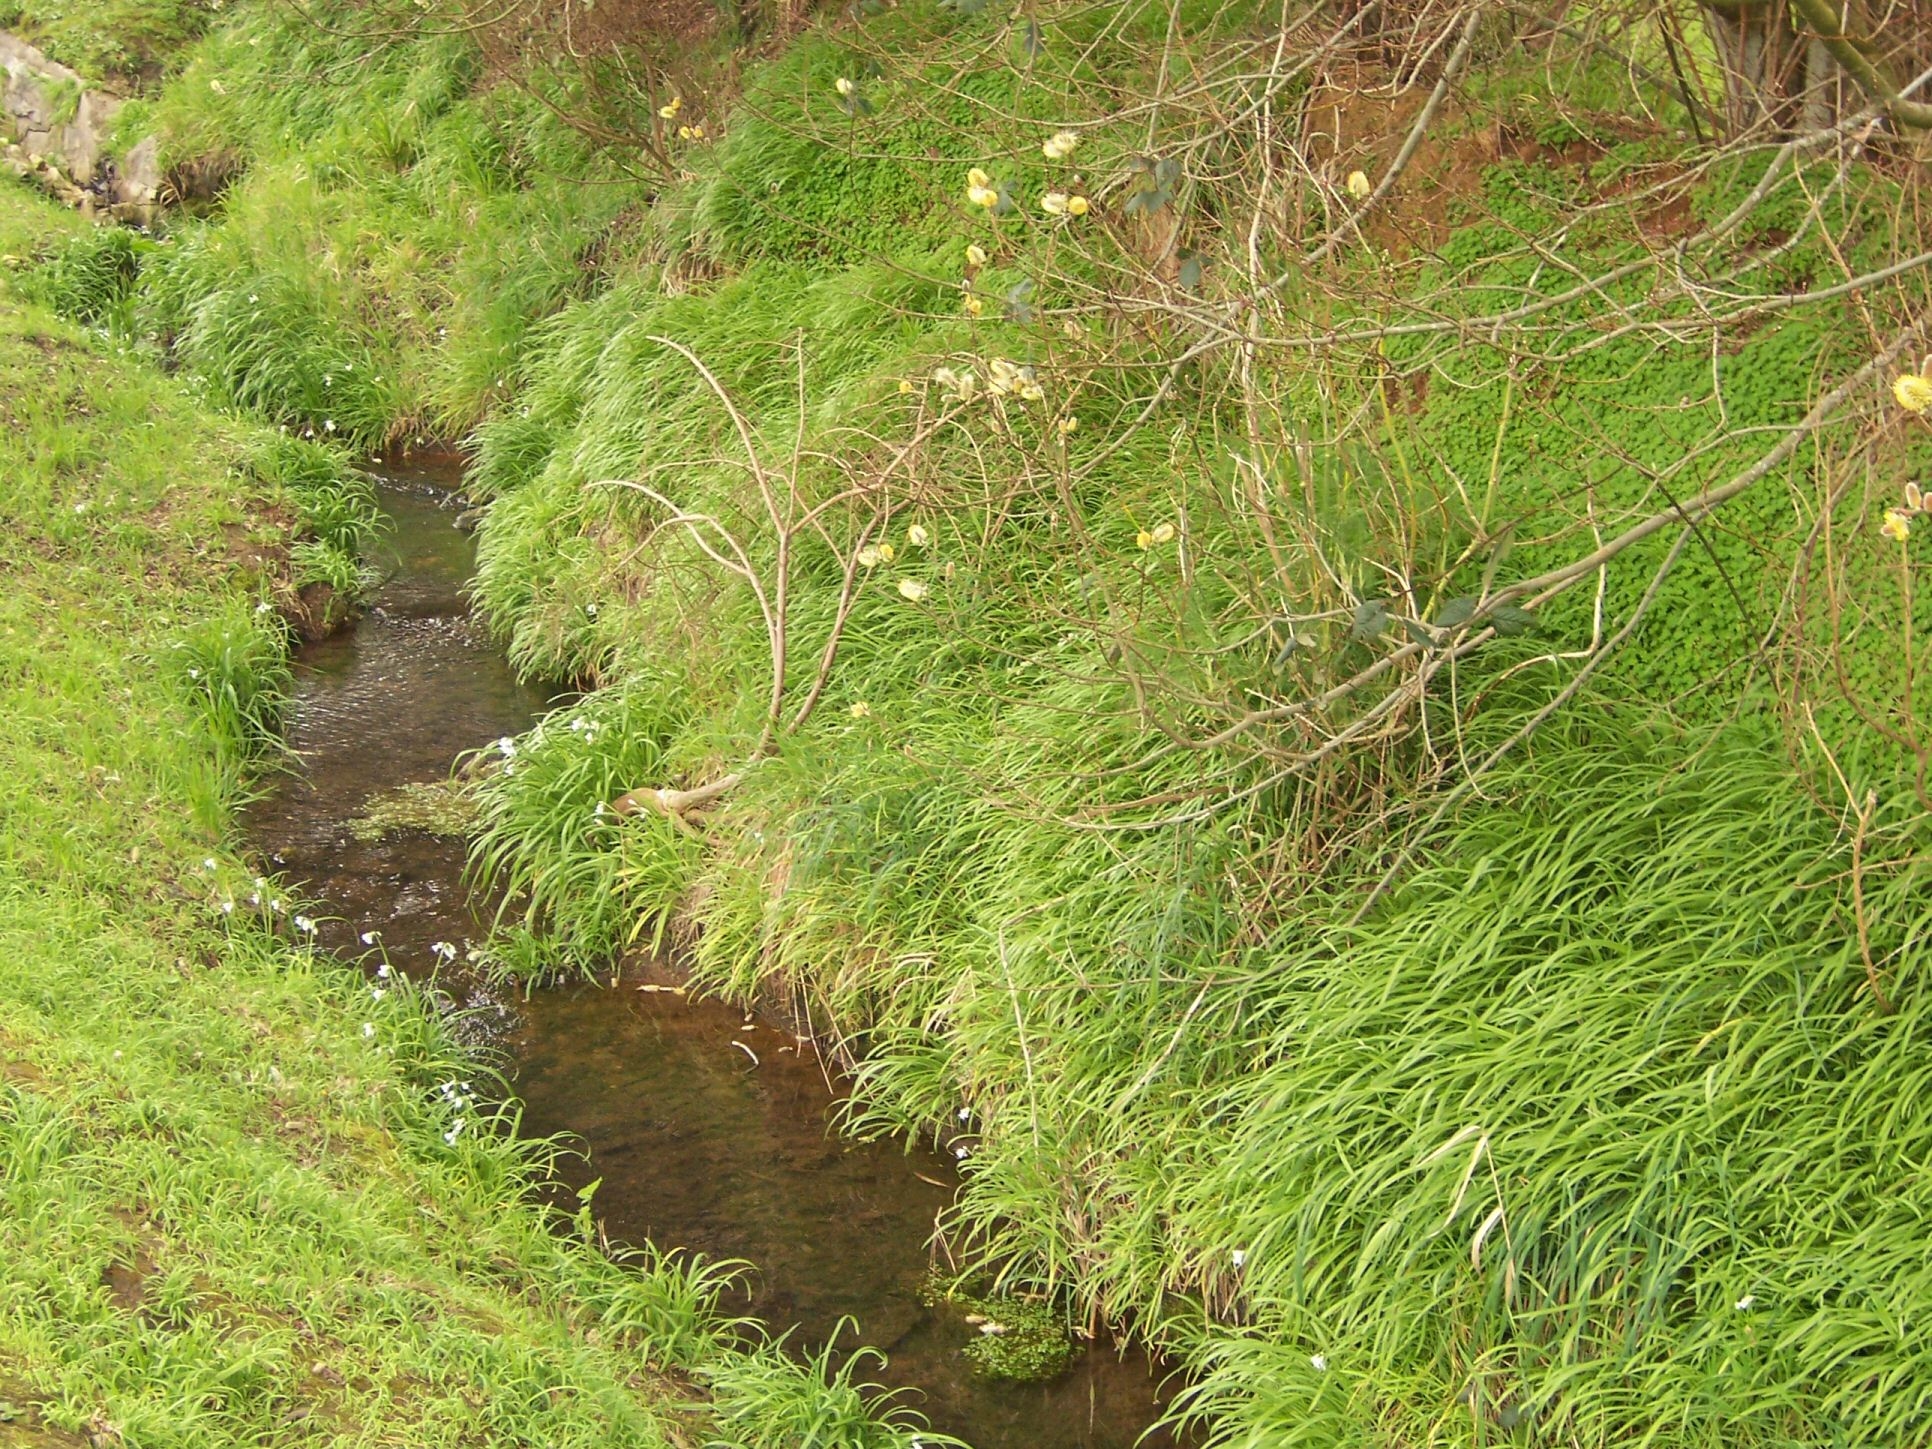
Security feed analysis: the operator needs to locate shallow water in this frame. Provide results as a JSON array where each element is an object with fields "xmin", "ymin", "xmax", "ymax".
[{"xmin": 244, "ymin": 461, "xmax": 1177, "ymax": 1449}]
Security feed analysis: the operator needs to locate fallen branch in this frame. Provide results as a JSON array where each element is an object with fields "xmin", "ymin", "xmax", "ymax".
[{"xmin": 610, "ymin": 771, "xmax": 744, "ymax": 836}]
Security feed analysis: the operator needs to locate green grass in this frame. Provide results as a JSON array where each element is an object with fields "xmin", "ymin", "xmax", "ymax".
[
  {"xmin": 0, "ymin": 180, "xmax": 940, "ymax": 1449},
  {"xmin": 0, "ymin": 0, "xmax": 217, "ymax": 88},
  {"xmin": 22, "ymin": 0, "xmax": 1932, "ymax": 1443}
]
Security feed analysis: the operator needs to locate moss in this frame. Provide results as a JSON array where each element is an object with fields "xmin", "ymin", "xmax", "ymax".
[
  {"xmin": 920, "ymin": 1276, "xmax": 1074, "ymax": 1382},
  {"xmin": 346, "ymin": 779, "xmax": 480, "ymax": 841}
]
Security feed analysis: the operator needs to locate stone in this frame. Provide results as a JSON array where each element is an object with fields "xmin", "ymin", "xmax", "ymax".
[
  {"xmin": 112, "ymin": 133, "xmax": 161, "ymax": 208},
  {"xmin": 0, "ymin": 31, "xmax": 124, "ymax": 185}
]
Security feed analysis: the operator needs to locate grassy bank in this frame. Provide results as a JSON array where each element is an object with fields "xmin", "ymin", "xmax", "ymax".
[
  {"xmin": 15, "ymin": 0, "xmax": 1932, "ymax": 1443},
  {"xmin": 0, "ymin": 182, "xmax": 932, "ymax": 1449}
]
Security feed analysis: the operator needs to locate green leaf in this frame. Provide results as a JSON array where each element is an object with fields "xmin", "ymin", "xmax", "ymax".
[
  {"xmin": 1350, "ymin": 599, "xmax": 1389, "ymax": 641},
  {"xmin": 1490, "ymin": 604, "xmax": 1540, "ymax": 637},
  {"xmin": 1177, "ymin": 252, "xmax": 1204, "ymax": 291},
  {"xmin": 1433, "ymin": 595, "xmax": 1477, "ymax": 630},
  {"xmin": 1399, "ymin": 616, "xmax": 1438, "ymax": 647}
]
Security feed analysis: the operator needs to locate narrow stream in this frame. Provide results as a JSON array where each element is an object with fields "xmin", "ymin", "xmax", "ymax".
[{"xmin": 244, "ymin": 461, "xmax": 1177, "ymax": 1449}]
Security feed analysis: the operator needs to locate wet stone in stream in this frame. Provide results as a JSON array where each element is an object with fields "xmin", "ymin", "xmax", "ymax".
[{"xmin": 244, "ymin": 462, "xmax": 1178, "ymax": 1449}]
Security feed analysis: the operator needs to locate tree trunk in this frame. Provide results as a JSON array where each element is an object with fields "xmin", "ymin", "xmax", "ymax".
[
  {"xmin": 1701, "ymin": 1, "xmax": 1805, "ymax": 136},
  {"xmin": 1800, "ymin": 33, "xmax": 1845, "ymax": 132}
]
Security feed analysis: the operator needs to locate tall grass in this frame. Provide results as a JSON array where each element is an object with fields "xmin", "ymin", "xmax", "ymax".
[{"xmin": 469, "ymin": 679, "xmax": 698, "ymax": 973}]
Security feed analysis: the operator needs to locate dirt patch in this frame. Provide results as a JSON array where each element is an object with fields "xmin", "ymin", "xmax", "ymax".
[
  {"xmin": 0, "ymin": 1371, "xmax": 85, "ymax": 1449},
  {"xmin": 289, "ymin": 581, "xmax": 353, "ymax": 641}
]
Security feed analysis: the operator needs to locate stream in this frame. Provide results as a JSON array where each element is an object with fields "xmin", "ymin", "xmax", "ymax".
[{"xmin": 243, "ymin": 460, "xmax": 1177, "ymax": 1449}]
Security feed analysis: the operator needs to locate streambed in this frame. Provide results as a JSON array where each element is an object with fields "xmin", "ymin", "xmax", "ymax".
[{"xmin": 243, "ymin": 461, "xmax": 1175, "ymax": 1449}]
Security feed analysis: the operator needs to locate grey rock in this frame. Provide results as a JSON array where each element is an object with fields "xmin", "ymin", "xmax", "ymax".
[{"xmin": 0, "ymin": 31, "xmax": 123, "ymax": 184}]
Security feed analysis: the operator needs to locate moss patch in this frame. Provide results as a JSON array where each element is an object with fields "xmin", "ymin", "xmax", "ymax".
[
  {"xmin": 346, "ymin": 778, "xmax": 480, "ymax": 841},
  {"xmin": 921, "ymin": 1277, "xmax": 1073, "ymax": 1382}
]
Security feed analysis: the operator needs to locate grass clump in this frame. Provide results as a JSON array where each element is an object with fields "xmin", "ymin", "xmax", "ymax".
[
  {"xmin": 469, "ymin": 680, "xmax": 698, "ymax": 972},
  {"xmin": 0, "ymin": 0, "xmax": 218, "ymax": 88}
]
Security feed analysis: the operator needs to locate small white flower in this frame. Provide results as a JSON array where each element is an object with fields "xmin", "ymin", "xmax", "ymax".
[
  {"xmin": 187, "ymin": 668, "xmax": 200, "ymax": 679},
  {"xmin": 255, "ymin": 601, "xmax": 272, "ymax": 615},
  {"xmin": 322, "ymin": 420, "xmax": 335, "ymax": 433},
  {"xmin": 1310, "ymin": 1354, "xmax": 1327, "ymax": 1372},
  {"xmin": 444, "ymin": 1120, "xmax": 464, "ymax": 1145},
  {"xmin": 898, "ymin": 578, "xmax": 929, "ymax": 602},
  {"xmin": 1042, "ymin": 129, "xmax": 1078, "ymax": 160},
  {"xmin": 1231, "ymin": 1249, "xmax": 1247, "ymax": 1268},
  {"xmin": 220, "ymin": 900, "xmax": 235, "ymax": 914},
  {"xmin": 958, "ymin": 1106, "xmax": 971, "ymax": 1121},
  {"xmin": 361, "ymin": 1023, "xmax": 376, "ymax": 1039},
  {"xmin": 370, "ymin": 986, "xmax": 387, "ymax": 1000},
  {"xmin": 954, "ymin": 1145, "xmax": 970, "ymax": 1159},
  {"xmin": 857, "ymin": 544, "xmax": 882, "ymax": 568},
  {"xmin": 907, "ymin": 523, "xmax": 929, "ymax": 547},
  {"xmin": 360, "ymin": 931, "xmax": 379, "ymax": 945},
  {"xmin": 376, "ymin": 961, "xmax": 391, "ymax": 979},
  {"xmin": 202, "ymin": 858, "xmax": 218, "ymax": 871},
  {"xmin": 835, "ymin": 76, "xmax": 855, "ymax": 97},
  {"xmin": 293, "ymin": 915, "xmax": 316, "ymax": 934},
  {"xmin": 431, "ymin": 941, "xmax": 457, "ymax": 962},
  {"xmin": 497, "ymin": 737, "xmax": 516, "ymax": 757},
  {"xmin": 1735, "ymin": 1294, "xmax": 1756, "ymax": 1311}
]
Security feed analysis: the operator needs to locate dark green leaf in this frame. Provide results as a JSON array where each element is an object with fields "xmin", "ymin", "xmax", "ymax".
[
  {"xmin": 1490, "ymin": 604, "xmax": 1540, "ymax": 636},
  {"xmin": 1433, "ymin": 595, "xmax": 1477, "ymax": 630},
  {"xmin": 1350, "ymin": 599, "xmax": 1389, "ymax": 641},
  {"xmin": 1399, "ymin": 616, "xmax": 1438, "ymax": 647}
]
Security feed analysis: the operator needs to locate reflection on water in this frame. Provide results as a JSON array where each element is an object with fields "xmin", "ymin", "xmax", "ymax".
[{"xmin": 244, "ymin": 460, "xmax": 1178, "ymax": 1449}]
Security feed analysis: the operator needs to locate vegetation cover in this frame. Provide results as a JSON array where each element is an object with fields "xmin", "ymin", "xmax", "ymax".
[
  {"xmin": 9, "ymin": 0, "xmax": 1932, "ymax": 1444},
  {"xmin": 0, "ymin": 186, "xmax": 940, "ymax": 1449}
]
